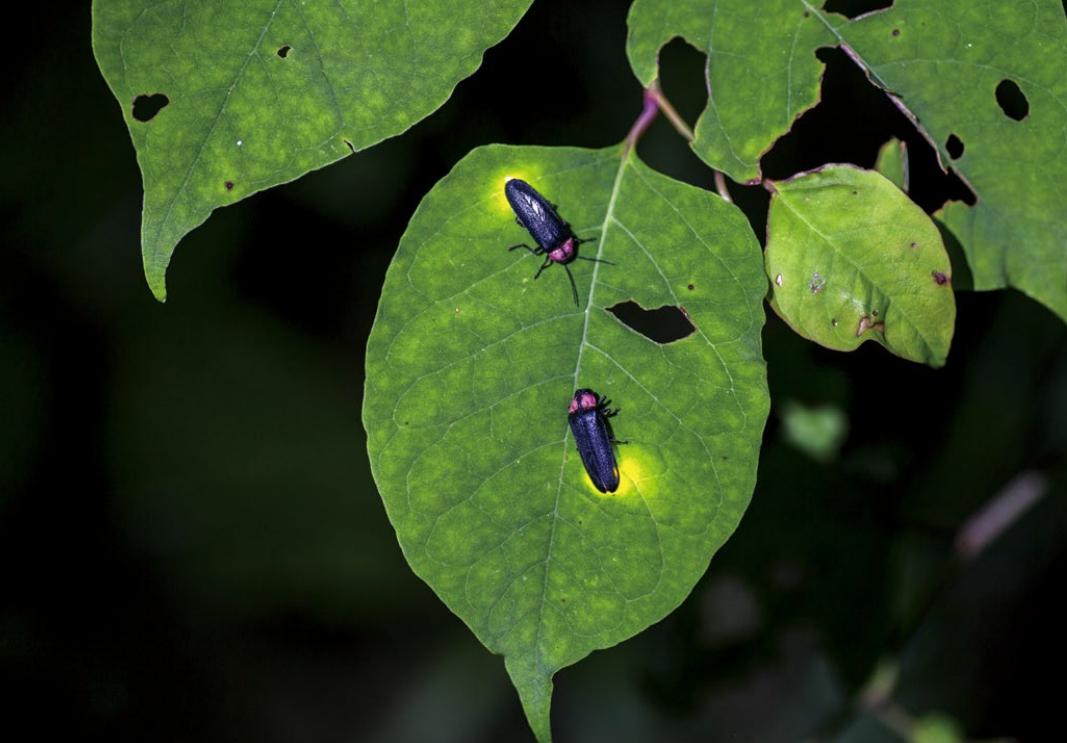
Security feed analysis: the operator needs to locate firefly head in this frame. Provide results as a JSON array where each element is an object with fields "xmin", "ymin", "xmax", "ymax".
[
  {"xmin": 548, "ymin": 237, "xmax": 576, "ymax": 264},
  {"xmin": 568, "ymin": 388, "xmax": 600, "ymax": 415}
]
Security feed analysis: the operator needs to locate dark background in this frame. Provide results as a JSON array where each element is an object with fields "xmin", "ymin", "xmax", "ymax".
[{"xmin": 3, "ymin": 2, "xmax": 1065, "ymax": 741}]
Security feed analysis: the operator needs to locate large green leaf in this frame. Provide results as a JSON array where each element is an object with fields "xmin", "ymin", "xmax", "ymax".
[
  {"xmin": 626, "ymin": 0, "xmax": 1067, "ymax": 321},
  {"xmin": 92, "ymin": 0, "xmax": 532, "ymax": 300},
  {"xmin": 363, "ymin": 144, "xmax": 769, "ymax": 741},
  {"xmin": 766, "ymin": 165, "xmax": 955, "ymax": 366}
]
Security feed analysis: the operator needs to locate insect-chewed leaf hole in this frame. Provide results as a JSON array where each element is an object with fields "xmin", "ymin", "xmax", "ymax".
[
  {"xmin": 277, "ymin": 45, "xmax": 292, "ymax": 58},
  {"xmin": 995, "ymin": 79, "xmax": 1029, "ymax": 121},
  {"xmin": 132, "ymin": 93, "xmax": 169, "ymax": 122},
  {"xmin": 606, "ymin": 300, "xmax": 696, "ymax": 344},
  {"xmin": 945, "ymin": 133, "xmax": 965, "ymax": 160},
  {"xmin": 822, "ymin": 0, "xmax": 894, "ymax": 19}
]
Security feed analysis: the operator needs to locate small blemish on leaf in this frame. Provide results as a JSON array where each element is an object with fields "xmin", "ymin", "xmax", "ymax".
[
  {"xmin": 809, "ymin": 272, "xmax": 826, "ymax": 294},
  {"xmin": 891, "ymin": 28, "xmax": 900, "ymax": 36},
  {"xmin": 687, "ymin": 283, "xmax": 695, "ymax": 291},
  {"xmin": 224, "ymin": 181, "xmax": 234, "ymax": 191},
  {"xmin": 132, "ymin": 93, "xmax": 169, "ymax": 122},
  {"xmin": 343, "ymin": 139, "xmax": 356, "ymax": 154},
  {"xmin": 831, "ymin": 318, "xmax": 838, "ymax": 327},
  {"xmin": 910, "ymin": 241, "xmax": 918, "ymax": 249},
  {"xmin": 995, "ymin": 79, "xmax": 1029, "ymax": 121},
  {"xmin": 856, "ymin": 315, "xmax": 885, "ymax": 337},
  {"xmin": 946, "ymin": 133, "xmax": 965, "ymax": 159},
  {"xmin": 933, "ymin": 271, "xmax": 949, "ymax": 285},
  {"xmin": 775, "ymin": 273, "xmax": 783, "ymax": 287},
  {"xmin": 277, "ymin": 45, "xmax": 291, "ymax": 58}
]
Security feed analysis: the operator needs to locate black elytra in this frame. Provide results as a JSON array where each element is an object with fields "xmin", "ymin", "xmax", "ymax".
[
  {"xmin": 504, "ymin": 178, "xmax": 611, "ymax": 306},
  {"xmin": 568, "ymin": 388, "xmax": 621, "ymax": 493}
]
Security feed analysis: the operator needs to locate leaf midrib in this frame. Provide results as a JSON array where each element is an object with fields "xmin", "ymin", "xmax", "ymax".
[{"xmin": 533, "ymin": 149, "xmax": 631, "ymax": 674}]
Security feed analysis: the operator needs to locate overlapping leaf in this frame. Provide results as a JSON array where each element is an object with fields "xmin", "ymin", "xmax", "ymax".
[
  {"xmin": 363, "ymin": 144, "xmax": 769, "ymax": 741},
  {"xmin": 92, "ymin": 0, "xmax": 532, "ymax": 300},
  {"xmin": 766, "ymin": 165, "xmax": 955, "ymax": 366},
  {"xmin": 627, "ymin": 0, "xmax": 1067, "ymax": 321},
  {"xmin": 627, "ymin": 0, "xmax": 834, "ymax": 184}
]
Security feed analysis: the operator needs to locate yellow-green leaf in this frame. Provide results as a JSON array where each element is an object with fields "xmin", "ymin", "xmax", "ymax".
[
  {"xmin": 766, "ymin": 165, "xmax": 956, "ymax": 366},
  {"xmin": 363, "ymin": 144, "xmax": 769, "ymax": 741}
]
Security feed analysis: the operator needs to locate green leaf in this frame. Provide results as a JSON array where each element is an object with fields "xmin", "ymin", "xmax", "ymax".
[
  {"xmin": 842, "ymin": 1, "xmax": 1067, "ymax": 320},
  {"xmin": 626, "ymin": 0, "xmax": 835, "ymax": 184},
  {"xmin": 626, "ymin": 0, "xmax": 1067, "ymax": 321},
  {"xmin": 363, "ymin": 144, "xmax": 769, "ymax": 741},
  {"xmin": 92, "ymin": 0, "xmax": 532, "ymax": 300},
  {"xmin": 765, "ymin": 166, "xmax": 956, "ymax": 366},
  {"xmin": 874, "ymin": 138, "xmax": 909, "ymax": 192}
]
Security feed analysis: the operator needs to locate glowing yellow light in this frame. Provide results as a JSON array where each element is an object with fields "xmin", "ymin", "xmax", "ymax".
[
  {"xmin": 579, "ymin": 445, "xmax": 654, "ymax": 499},
  {"xmin": 616, "ymin": 453, "xmax": 648, "ymax": 496},
  {"xmin": 492, "ymin": 166, "xmax": 541, "ymax": 216}
]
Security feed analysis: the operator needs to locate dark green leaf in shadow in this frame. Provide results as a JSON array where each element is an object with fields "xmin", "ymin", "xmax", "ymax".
[{"xmin": 92, "ymin": 0, "xmax": 533, "ymax": 299}]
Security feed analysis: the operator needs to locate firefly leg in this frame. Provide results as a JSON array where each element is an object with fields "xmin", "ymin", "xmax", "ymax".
[
  {"xmin": 577, "ymin": 255, "xmax": 615, "ymax": 265},
  {"xmin": 508, "ymin": 243, "xmax": 538, "ymax": 255},
  {"xmin": 533, "ymin": 257, "xmax": 552, "ymax": 280},
  {"xmin": 563, "ymin": 263, "xmax": 580, "ymax": 307}
]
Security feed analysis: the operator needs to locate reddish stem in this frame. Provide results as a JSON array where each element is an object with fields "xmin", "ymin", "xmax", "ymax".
[{"xmin": 624, "ymin": 87, "xmax": 660, "ymax": 156}]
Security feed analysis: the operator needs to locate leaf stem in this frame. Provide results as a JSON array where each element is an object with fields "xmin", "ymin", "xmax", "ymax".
[
  {"xmin": 624, "ymin": 87, "xmax": 660, "ymax": 157},
  {"xmin": 645, "ymin": 82, "xmax": 733, "ymax": 203},
  {"xmin": 647, "ymin": 82, "xmax": 693, "ymax": 142}
]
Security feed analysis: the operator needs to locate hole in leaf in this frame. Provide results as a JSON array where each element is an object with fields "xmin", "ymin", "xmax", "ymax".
[
  {"xmin": 995, "ymin": 79, "xmax": 1029, "ymax": 121},
  {"xmin": 945, "ymin": 133, "xmax": 964, "ymax": 160},
  {"xmin": 277, "ymin": 45, "xmax": 291, "ymax": 58},
  {"xmin": 607, "ymin": 301, "xmax": 696, "ymax": 344},
  {"xmin": 946, "ymin": 172, "xmax": 978, "ymax": 206},
  {"xmin": 224, "ymin": 181, "xmax": 234, "ymax": 191},
  {"xmin": 343, "ymin": 138, "xmax": 355, "ymax": 154},
  {"xmin": 132, "ymin": 93, "xmax": 169, "ymax": 122},
  {"xmin": 822, "ymin": 0, "xmax": 893, "ymax": 19}
]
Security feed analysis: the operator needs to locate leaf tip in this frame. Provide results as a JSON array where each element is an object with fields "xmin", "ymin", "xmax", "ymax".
[
  {"xmin": 143, "ymin": 251, "xmax": 170, "ymax": 303},
  {"xmin": 506, "ymin": 657, "xmax": 555, "ymax": 743}
]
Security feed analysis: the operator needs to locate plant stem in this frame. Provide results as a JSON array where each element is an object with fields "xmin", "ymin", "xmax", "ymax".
[
  {"xmin": 646, "ymin": 82, "xmax": 733, "ymax": 203},
  {"xmin": 624, "ymin": 87, "xmax": 660, "ymax": 156},
  {"xmin": 647, "ymin": 82, "xmax": 694, "ymax": 142}
]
